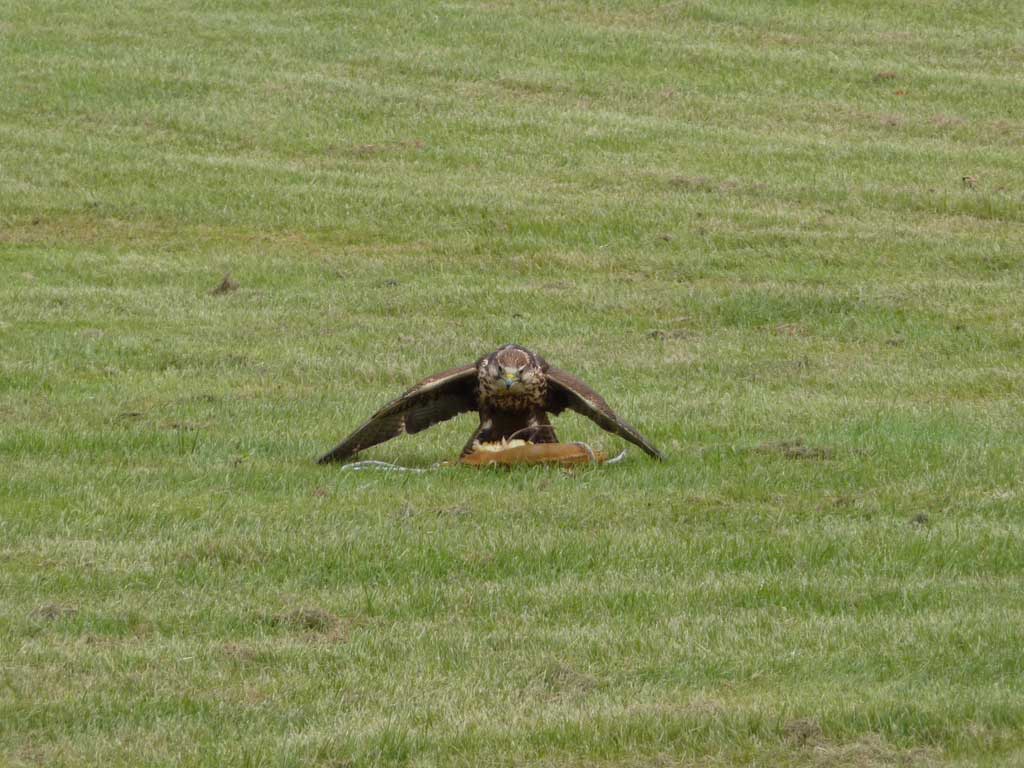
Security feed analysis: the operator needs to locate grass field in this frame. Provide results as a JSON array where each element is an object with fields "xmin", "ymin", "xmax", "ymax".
[{"xmin": 3, "ymin": 1, "xmax": 1024, "ymax": 765}]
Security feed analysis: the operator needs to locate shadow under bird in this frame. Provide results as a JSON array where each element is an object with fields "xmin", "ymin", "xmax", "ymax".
[{"xmin": 318, "ymin": 344, "xmax": 665, "ymax": 464}]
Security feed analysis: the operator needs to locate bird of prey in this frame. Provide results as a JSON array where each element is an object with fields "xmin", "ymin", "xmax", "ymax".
[{"xmin": 318, "ymin": 344, "xmax": 664, "ymax": 464}]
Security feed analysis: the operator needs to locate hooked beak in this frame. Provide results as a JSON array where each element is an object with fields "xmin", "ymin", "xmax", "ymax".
[{"xmin": 502, "ymin": 375, "xmax": 518, "ymax": 390}]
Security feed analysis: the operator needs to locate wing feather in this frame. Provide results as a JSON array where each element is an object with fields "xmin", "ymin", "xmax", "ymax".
[
  {"xmin": 544, "ymin": 366, "xmax": 664, "ymax": 460},
  {"xmin": 318, "ymin": 363, "xmax": 478, "ymax": 464}
]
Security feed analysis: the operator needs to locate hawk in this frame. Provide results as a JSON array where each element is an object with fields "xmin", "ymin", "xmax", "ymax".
[{"xmin": 318, "ymin": 344, "xmax": 664, "ymax": 464}]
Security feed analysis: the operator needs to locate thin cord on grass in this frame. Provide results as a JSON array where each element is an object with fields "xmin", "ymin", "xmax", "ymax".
[
  {"xmin": 605, "ymin": 449, "xmax": 628, "ymax": 464},
  {"xmin": 339, "ymin": 460, "xmax": 441, "ymax": 473},
  {"xmin": 567, "ymin": 443, "xmax": 627, "ymax": 464}
]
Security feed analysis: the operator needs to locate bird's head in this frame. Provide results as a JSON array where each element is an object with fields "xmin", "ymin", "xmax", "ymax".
[{"xmin": 482, "ymin": 345, "xmax": 543, "ymax": 395}]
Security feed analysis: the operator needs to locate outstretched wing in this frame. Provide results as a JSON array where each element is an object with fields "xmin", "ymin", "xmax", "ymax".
[
  {"xmin": 544, "ymin": 366, "xmax": 664, "ymax": 460},
  {"xmin": 318, "ymin": 364, "xmax": 478, "ymax": 464}
]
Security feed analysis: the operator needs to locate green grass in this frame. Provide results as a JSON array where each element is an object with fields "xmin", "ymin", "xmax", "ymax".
[{"xmin": 2, "ymin": 1, "xmax": 1024, "ymax": 765}]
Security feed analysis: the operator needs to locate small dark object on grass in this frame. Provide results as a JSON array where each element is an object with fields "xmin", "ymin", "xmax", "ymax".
[
  {"xmin": 756, "ymin": 440, "xmax": 834, "ymax": 461},
  {"xmin": 784, "ymin": 718, "xmax": 823, "ymax": 746},
  {"xmin": 274, "ymin": 608, "xmax": 339, "ymax": 633},
  {"xmin": 211, "ymin": 274, "xmax": 239, "ymax": 295}
]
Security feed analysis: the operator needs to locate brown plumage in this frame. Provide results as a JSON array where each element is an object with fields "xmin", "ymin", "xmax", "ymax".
[{"xmin": 317, "ymin": 344, "xmax": 664, "ymax": 464}]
